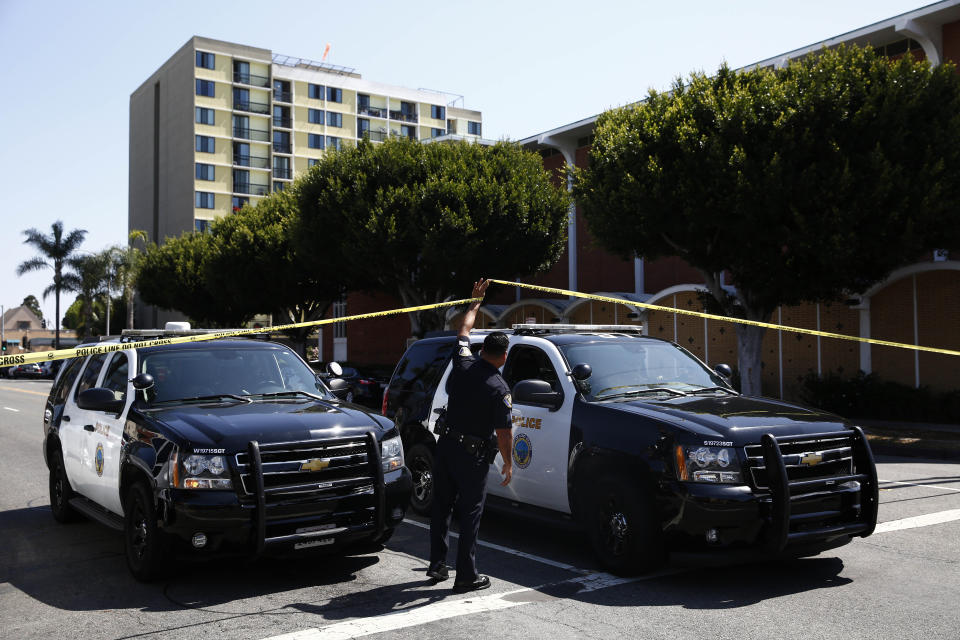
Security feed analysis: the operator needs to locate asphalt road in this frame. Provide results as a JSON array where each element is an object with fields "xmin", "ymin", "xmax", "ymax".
[{"xmin": 1, "ymin": 378, "xmax": 958, "ymax": 640}]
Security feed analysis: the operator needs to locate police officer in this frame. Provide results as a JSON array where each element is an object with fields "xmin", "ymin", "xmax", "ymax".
[{"xmin": 428, "ymin": 278, "xmax": 513, "ymax": 592}]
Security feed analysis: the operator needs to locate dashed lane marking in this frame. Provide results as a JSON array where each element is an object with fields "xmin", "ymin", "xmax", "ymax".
[
  {"xmin": 879, "ymin": 478, "xmax": 960, "ymax": 493},
  {"xmin": 402, "ymin": 518, "xmax": 590, "ymax": 574},
  {"xmin": 874, "ymin": 508, "xmax": 960, "ymax": 534}
]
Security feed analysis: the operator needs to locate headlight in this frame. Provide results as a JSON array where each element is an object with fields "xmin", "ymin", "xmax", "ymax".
[
  {"xmin": 675, "ymin": 445, "xmax": 742, "ymax": 484},
  {"xmin": 172, "ymin": 452, "xmax": 233, "ymax": 489},
  {"xmin": 381, "ymin": 435, "xmax": 404, "ymax": 473}
]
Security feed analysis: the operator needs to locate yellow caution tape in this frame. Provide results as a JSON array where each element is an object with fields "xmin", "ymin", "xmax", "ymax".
[
  {"xmin": 0, "ymin": 297, "xmax": 482, "ymax": 368},
  {"xmin": 490, "ymin": 279, "xmax": 960, "ymax": 358}
]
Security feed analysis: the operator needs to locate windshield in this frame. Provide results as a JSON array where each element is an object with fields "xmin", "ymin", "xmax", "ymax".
[
  {"xmin": 140, "ymin": 346, "xmax": 332, "ymax": 404},
  {"xmin": 558, "ymin": 339, "xmax": 729, "ymax": 401}
]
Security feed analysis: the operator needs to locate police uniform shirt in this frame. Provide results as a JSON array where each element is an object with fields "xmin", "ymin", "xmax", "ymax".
[{"xmin": 445, "ymin": 336, "xmax": 512, "ymax": 439}]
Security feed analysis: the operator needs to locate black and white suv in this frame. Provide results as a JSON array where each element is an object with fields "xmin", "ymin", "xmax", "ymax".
[
  {"xmin": 383, "ymin": 324, "xmax": 879, "ymax": 574},
  {"xmin": 43, "ymin": 327, "xmax": 411, "ymax": 580}
]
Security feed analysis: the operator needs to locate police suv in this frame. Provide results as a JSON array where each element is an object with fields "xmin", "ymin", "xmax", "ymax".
[
  {"xmin": 43, "ymin": 325, "xmax": 411, "ymax": 581},
  {"xmin": 384, "ymin": 324, "xmax": 878, "ymax": 573}
]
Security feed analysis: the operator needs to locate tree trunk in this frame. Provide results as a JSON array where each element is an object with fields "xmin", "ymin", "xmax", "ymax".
[
  {"xmin": 126, "ymin": 285, "xmax": 135, "ymax": 329},
  {"xmin": 734, "ymin": 323, "xmax": 766, "ymax": 396}
]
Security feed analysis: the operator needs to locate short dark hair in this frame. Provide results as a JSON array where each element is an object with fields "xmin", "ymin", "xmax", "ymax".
[{"xmin": 482, "ymin": 332, "xmax": 509, "ymax": 357}]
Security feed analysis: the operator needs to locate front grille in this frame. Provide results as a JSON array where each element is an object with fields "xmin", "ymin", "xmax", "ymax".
[
  {"xmin": 236, "ymin": 437, "xmax": 374, "ymax": 499},
  {"xmin": 745, "ymin": 435, "xmax": 854, "ymax": 490}
]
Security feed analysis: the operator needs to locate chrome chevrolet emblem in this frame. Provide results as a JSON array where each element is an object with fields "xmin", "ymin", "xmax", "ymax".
[{"xmin": 301, "ymin": 458, "xmax": 330, "ymax": 472}]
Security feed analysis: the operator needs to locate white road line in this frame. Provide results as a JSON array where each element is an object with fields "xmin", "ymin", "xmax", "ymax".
[
  {"xmin": 261, "ymin": 569, "xmax": 673, "ymax": 640},
  {"xmin": 3, "ymin": 407, "xmax": 19, "ymax": 412},
  {"xmin": 874, "ymin": 508, "xmax": 960, "ymax": 534},
  {"xmin": 879, "ymin": 478, "xmax": 960, "ymax": 493},
  {"xmin": 402, "ymin": 518, "xmax": 590, "ymax": 574}
]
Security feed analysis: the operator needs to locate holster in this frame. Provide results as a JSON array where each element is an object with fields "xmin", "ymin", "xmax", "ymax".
[{"xmin": 443, "ymin": 429, "xmax": 498, "ymax": 464}]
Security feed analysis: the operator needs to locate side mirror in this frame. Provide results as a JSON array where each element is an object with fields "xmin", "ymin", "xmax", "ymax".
[
  {"xmin": 327, "ymin": 362, "xmax": 343, "ymax": 377},
  {"xmin": 132, "ymin": 373, "xmax": 155, "ymax": 390},
  {"xmin": 512, "ymin": 379, "xmax": 563, "ymax": 411},
  {"xmin": 571, "ymin": 363, "xmax": 592, "ymax": 381},
  {"xmin": 328, "ymin": 377, "xmax": 350, "ymax": 400},
  {"xmin": 715, "ymin": 364, "xmax": 733, "ymax": 379},
  {"xmin": 77, "ymin": 387, "xmax": 124, "ymax": 414}
]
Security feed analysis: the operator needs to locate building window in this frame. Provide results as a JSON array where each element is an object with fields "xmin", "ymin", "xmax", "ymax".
[
  {"xmin": 327, "ymin": 111, "xmax": 342, "ymax": 128},
  {"xmin": 333, "ymin": 297, "xmax": 347, "ymax": 339},
  {"xmin": 308, "ymin": 83, "xmax": 324, "ymax": 100},
  {"xmin": 431, "ymin": 105, "xmax": 445, "ymax": 120},
  {"xmin": 273, "ymin": 181, "xmax": 285, "ymax": 192},
  {"xmin": 400, "ymin": 125, "xmax": 416, "ymax": 140},
  {"xmin": 468, "ymin": 121, "xmax": 481, "ymax": 136},
  {"xmin": 273, "ymin": 130, "xmax": 291, "ymax": 153},
  {"xmin": 195, "ymin": 163, "xmax": 215, "ymax": 180},
  {"xmin": 194, "ymin": 219, "xmax": 212, "ymax": 233},
  {"xmin": 308, "ymin": 133, "xmax": 325, "ymax": 149},
  {"xmin": 273, "ymin": 79, "xmax": 291, "ymax": 102},
  {"xmin": 273, "ymin": 155, "xmax": 291, "ymax": 179},
  {"xmin": 309, "ymin": 108, "xmax": 324, "ymax": 124},
  {"xmin": 195, "ymin": 135, "xmax": 215, "ymax": 153},
  {"xmin": 195, "ymin": 107, "xmax": 215, "ymax": 125},
  {"xmin": 196, "ymin": 79, "xmax": 215, "ymax": 97},
  {"xmin": 308, "ymin": 158, "xmax": 320, "ymax": 167},
  {"xmin": 232, "ymin": 196, "xmax": 249, "ymax": 212},
  {"xmin": 196, "ymin": 51, "xmax": 215, "ymax": 69},
  {"xmin": 327, "ymin": 87, "xmax": 342, "ymax": 103},
  {"xmin": 195, "ymin": 191, "xmax": 215, "ymax": 209},
  {"xmin": 358, "ymin": 93, "xmax": 370, "ymax": 109},
  {"xmin": 326, "ymin": 136, "xmax": 341, "ymax": 150},
  {"xmin": 447, "ymin": 119, "xmax": 456, "ymax": 134},
  {"xmin": 431, "ymin": 128, "xmax": 445, "ymax": 138}
]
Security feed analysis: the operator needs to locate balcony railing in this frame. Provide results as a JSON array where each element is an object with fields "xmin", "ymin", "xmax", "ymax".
[
  {"xmin": 389, "ymin": 110, "xmax": 418, "ymax": 123},
  {"xmin": 358, "ymin": 105, "xmax": 387, "ymax": 118},
  {"xmin": 274, "ymin": 90, "xmax": 292, "ymax": 103},
  {"xmin": 233, "ymin": 71, "xmax": 270, "ymax": 88},
  {"xmin": 273, "ymin": 142, "xmax": 292, "ymax": 154},
  {"xmin": 358, "ymin": 129, "xmax": 387, "ymax": 142},
  {"xmin": 273, "ymin": 167, "xmax": 293, "ymax": 180},
  {"xmin": 234, "ymin": 100, "xmax": 270, "ymax": 115},
  {"xmin": 233, "ymin": 127, "xmax": 270, "ymax": 142},
  {"xmin": 234, "ymin": 182, "xmax": 271, "ymax": 196},
  {"xmin": 273, "ymin": 116, "xmax": 292, "ymax": 129},
  {"xmin": 234, "ymin": 154, "xmax": 270, "ymax": 169}
]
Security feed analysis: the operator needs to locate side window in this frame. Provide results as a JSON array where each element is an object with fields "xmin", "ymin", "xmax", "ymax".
[
  {"xmin": 53, "ymin": 358, "xmax": 84, "ymax": 405},
  {"xmin": 74, "ymin": 354, "xmax": 108, "ymax": 400},
  {"xmin": 102, "ymin": 353, "xmax": 130, "ymax": 402},
  {"xmin": 392, "ymin": 341, "xmax": 455, "ymax": 393},
  {"xmin": 504, "ymin": 346, "xmax": 561, "ymax": 394}
]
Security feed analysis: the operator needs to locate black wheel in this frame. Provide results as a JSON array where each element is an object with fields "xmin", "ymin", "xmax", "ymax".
[
  {"xmin": 407, "ymin": 443, "xmax": 435, "ymax": 516},
  {"xmin": 124, "ymin": 482, "xmax": 169, "ymax": 582},
  {"xmin": 584, "ymin": 476, "xmax": 664, "ymax": 575},
  {"xmin": 49, "ymin": 448, "xmax": 80, "ymax": 523}
]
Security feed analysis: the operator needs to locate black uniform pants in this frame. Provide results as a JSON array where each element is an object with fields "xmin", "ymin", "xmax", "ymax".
[{"xmin": 429, "ymin": 434, "xmax": 490, "ymax": 582}]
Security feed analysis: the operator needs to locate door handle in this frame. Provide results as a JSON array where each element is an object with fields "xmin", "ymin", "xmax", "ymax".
[
  {"xmin": 84, "ymin": 424, "xmax": 95, "ymax": 432},
  {"xmin": 62, "ymin": 415, "xmax": 71, "ymax": 422}
]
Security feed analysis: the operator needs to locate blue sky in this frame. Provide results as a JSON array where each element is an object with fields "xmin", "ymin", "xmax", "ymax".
[{"xmin": 0, "ymin": 0, "xmax": 930, "ymax": 325}]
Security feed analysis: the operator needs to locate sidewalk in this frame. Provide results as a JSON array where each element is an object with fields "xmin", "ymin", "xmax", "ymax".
[{"xmin": 859, "ymin": 419, "xmax": 960, "ymax": 460}]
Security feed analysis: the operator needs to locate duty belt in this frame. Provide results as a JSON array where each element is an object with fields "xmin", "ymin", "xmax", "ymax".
[{"xmin": 441, "ymin": 427, "xmax": 498, "ymax": 464}]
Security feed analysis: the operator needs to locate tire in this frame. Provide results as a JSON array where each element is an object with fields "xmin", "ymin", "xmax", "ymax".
[
  {"xmin": 124, "ymin": 482, "xmax": 170, "ymax": 582},
  {"xmin": 407, "ymin": 443, "xmax": 435, "ymax": 516},
  {"xmin": 583, "ymin": 475, "xmax": 664, "ymax": 575},
  {"xmin": 49, "ymin": 448, "xmax": 80, "ymax": 523}
]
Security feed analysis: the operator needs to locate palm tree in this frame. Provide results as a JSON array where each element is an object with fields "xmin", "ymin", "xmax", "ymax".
[
  {"xmin": 115, "ymin": 230, "xmax": 148, "ymax": 330},
  {"xmin": 61, "ymin": 252, "xmax": 111, "ymax": 340},
  {"xmin": 16, "ymin": 221, "xmax": 87, "ymax": 349}
]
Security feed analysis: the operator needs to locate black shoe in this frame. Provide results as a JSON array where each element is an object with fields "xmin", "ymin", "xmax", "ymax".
[
  {"xmin": 453, "ymin": 575, "xmax": 490, "ymax": 593},
  {"xmin": 426, "ymin": 563, "xmax": 449, "ymax": 582}
]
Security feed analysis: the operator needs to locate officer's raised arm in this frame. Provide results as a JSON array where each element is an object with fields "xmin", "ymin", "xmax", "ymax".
[{"xmin": 458, "ymin": 278, "xmax": 490, "ymax": 339}]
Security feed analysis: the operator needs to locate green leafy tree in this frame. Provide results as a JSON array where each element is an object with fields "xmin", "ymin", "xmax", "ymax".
[
  {"xmin": 138, "ymin": 231, "xmax": 251, "ymax": 328},
  {"xmin": 16, "ymin": 221, "xmax": 87, "ymax": 348},
  {"xmin": 108, "ymin": 230, "xmax": 148, "ymax": 330},
  {"xmin": 295, "ymin": 138, "xmax": 571, "ymax": 336},
  {"xmin": 21, "ymin": 295, "xmax": 43, "ymax": 322},
  {"xmin": 60, "ymin": 252, "xmax": 111, "ymax": 339},
  {"xmin": 205, "ymin": 191, "xmax": 347, "ymax": 354},
  {"xmin": 575, "ymin": 46, "xmax": 960, "ymax": 395},
  {"xmin": 63, "ymin": 295, "xmax": 126, "ymax": 337}
]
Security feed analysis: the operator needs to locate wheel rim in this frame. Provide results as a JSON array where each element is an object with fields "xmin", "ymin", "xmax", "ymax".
[
  {"xmin": 411, "ymin": 456, "xmax": 433, "ymax": 504},
  {"xmin": 600, "ymin": 496, "xmax": 629, "ymax": 557},
  {"xmin": 129, "ymin": 501, "xmax": 148, "ymax": 560}
]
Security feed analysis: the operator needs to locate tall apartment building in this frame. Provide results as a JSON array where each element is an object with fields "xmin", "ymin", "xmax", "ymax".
[{"xmin": 130, "ymin": 35, "xmax": 482, "ymax": 242}]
